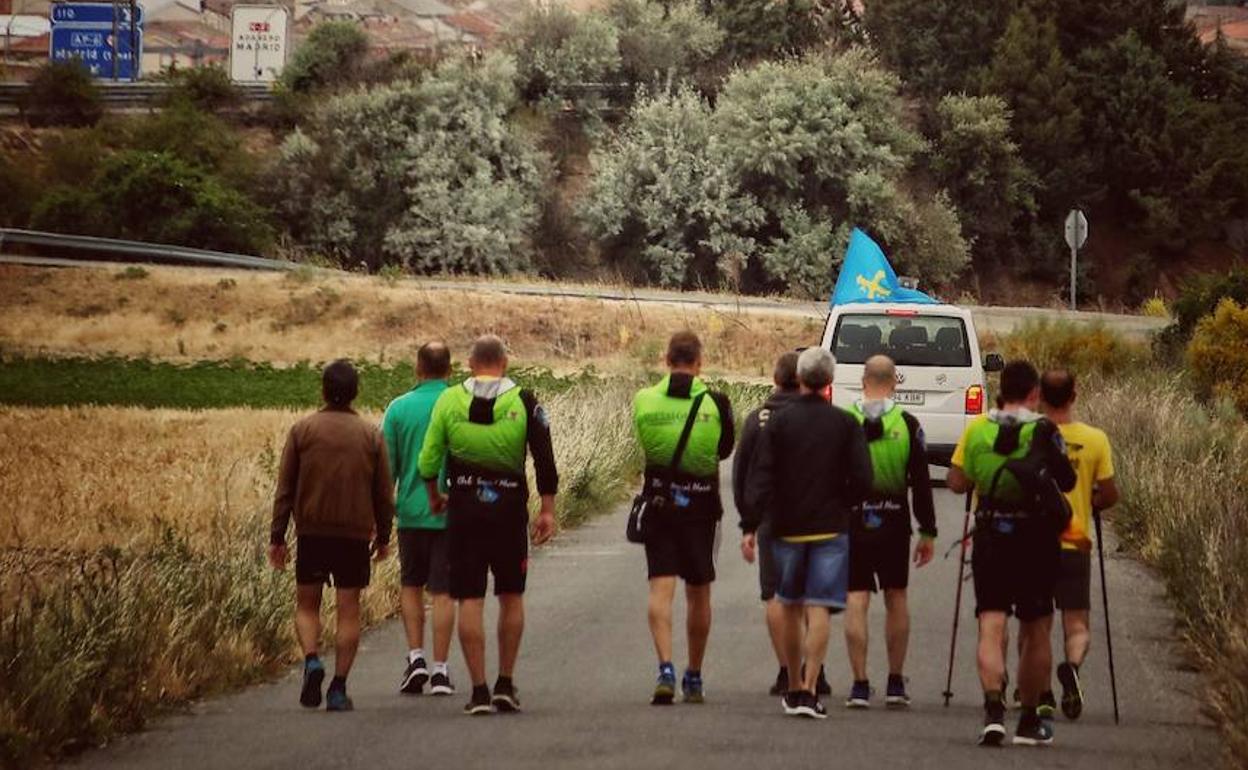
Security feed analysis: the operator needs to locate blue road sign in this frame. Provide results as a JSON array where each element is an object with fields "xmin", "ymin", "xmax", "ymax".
[
  {"xmin": 50, "ymin": 3, "xmax": 143, "ymax": 27},
  {"xmin": 49, "ymin": 3, "xmax": 144, "ymax": 80}
]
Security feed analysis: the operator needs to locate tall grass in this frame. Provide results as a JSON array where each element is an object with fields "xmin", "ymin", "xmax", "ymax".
[
  {"xmin": 0, "ymin": 378, "xmax": 652, "ymax": 766},
  {"xmin": 1085, "ymin": 377, "xmax": 1248, "ymax": 766}
]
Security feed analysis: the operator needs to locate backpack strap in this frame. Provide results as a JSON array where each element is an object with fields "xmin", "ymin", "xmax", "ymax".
[{"xmin": 668, "ymin": 393, "xmax": 706, "ymax": 475}]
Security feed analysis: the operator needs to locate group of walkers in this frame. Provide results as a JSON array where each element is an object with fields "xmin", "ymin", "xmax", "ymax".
[{"xmin": 268, "ymin": 329, "xmax": 1116, "ymax": 748}]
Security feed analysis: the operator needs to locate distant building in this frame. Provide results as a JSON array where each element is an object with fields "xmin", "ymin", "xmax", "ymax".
[{"xmin": 1188, "ymin": 2, "xmax": 1248, "ymax": 56}]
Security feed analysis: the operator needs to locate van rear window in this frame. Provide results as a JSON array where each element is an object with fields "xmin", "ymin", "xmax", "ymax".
[{"xmin": 833, "ymin": 314, "xmax": 971, "ymax": 367}]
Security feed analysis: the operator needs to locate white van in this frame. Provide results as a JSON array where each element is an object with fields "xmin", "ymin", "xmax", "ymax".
[{"xmin": 820, "ymin": 302, "xmax": 1003, "ymax": 467}]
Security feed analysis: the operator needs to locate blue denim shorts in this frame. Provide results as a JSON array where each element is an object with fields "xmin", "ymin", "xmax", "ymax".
[{"xmin": 772, "ymin": 535, "xmax": 849, "ymax": 610}]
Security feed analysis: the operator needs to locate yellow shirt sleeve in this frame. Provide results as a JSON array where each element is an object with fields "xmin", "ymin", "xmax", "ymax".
[
  {"xmin": 950, "ymin": 417, "xmax": 979, "ymax": 468},
  {"xmin": 1094, "ymin": 429, "xmax": 1115, "ymax": 481}
]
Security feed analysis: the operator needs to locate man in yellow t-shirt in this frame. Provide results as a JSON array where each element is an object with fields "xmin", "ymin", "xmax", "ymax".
[{"xmin": 1039, "ymin": 370, "xmax": 1119, "ymax": 722}]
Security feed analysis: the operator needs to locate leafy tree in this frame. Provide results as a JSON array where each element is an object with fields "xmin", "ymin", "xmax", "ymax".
[
  {"xmin": 19, "ymin": 60, "xmax": 102, "ymax": 128},
  {"xmin": 607, "ymin": 0, "xmax": 723, "ymax": 88},
  {"xmin": 508, "ymin": 4, "xmax": 620, "ymax": 107},
  {"xmin": 159, "ymin": 64, "xmax": 241, "ymax": 111},
  {"xmin": 861, "ymin": 0, "xmax": 1010, "ymax": 96},
  {"xmin": 279, "ymin": 21, "xmax": 370, "ymax": 94},
  {"xmin": 581, "ymin": 88, "xmax": 761, "ymax": 287},
  {"xmin": 273, "ymin": 53, "xmax": 547, "ymax": 273},
  {"xmin": 981, "ymin": 7, "xmax": 1089, "ymax": 217},
  {"xmin": 704, "ymin": 0, "xmax": 825, "ymax": 63},
  {"xmin": 931, "ymin": 94, "xmax": 1037, "ymax": 272}
]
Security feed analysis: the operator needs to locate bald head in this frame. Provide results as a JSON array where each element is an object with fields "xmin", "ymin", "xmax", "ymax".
[
  {"xmin": 416, "ymin": 340, "xmax": 451, "ymax": 380},
  {"xmin": 862, "ymin": 354, "xmax": 896, "ymax": 399},
  {"xmin": 469, "ymin": 334, "xmax": 508, "ymax": 376}
]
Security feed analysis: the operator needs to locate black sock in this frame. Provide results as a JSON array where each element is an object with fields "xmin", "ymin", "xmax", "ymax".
[
  {"xmin": 473, "ymin": 683, "xmax": 491, "ymax": 699},
  {"xmin": 495, "ymin": 675, "xmax": 513, "ymax": 690},
  {"xmin": 305, "ymin": 653, "xmax": 319, "ymax": 664},
  {"xmin": 685, "ymin": 669, "xmax": 700, "ymax": 678},
  {"xmin": 854, "ymin": 679, "xmax": 870, "ymax": 687},
  {"xmin": 329, "ymin": 675, "xmax": 346, "ymax": 691}
]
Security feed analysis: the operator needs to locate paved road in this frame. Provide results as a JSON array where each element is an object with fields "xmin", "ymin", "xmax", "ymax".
[
  {"xmin": 1, "ymin": 255, "xmax": 1167, "ymax": 339},
  {"xmin": 70, "ymin": 479, "xmax": 1215, "ymax": 770}
]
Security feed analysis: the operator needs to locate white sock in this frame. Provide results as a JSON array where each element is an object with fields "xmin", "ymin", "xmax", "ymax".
[
  {"xmin": 433, "ymin": 661, "xmax": 449, "ymax": 675},
  {"xmin": 409, "ymin": 649, "xmax": 425, "ymax": 664}
]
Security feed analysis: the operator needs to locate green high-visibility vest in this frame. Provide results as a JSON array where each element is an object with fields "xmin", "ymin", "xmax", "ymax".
[
  {"xmin": 961, "ymin": 419, "xmax": 1037, "ymax": 506},
  {"xmin": 849, "ymin": 403, "xmax": 910, "ymax": 496},
  {"xmin": 419, "ymin": 381, "xmax": 530, "ymax": 479},
  {"xmin": 632, "ymin": 375, "xmax": 724, "ymax": 478}
]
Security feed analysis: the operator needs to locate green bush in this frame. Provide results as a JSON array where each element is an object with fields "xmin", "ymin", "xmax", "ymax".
[
  {"xmin": 279, "ymin": 20, "xmax": 369, "ymax": 95},
  {"xmin": 19, "ymin": 61, "xmax": 102, "ymax": 128},
  {"xmin": 125, "ymin": 101, "xmax": 254, "ymax": 184},
  {"xmin": 159, "ymin": 64, "xmax": 242, "ymax": 111},
  {"xmin": 31, "ymin": 151, "xmax": 273, "ymax": 254},
  {"xmin": 607, "ymin": 0, "xmax": 722, "ymax": 87},
  {"xmin": 1188, "ymin": 299, "xmax": 1248, "ymax": 416},
  {"xmin": 273, "ymin": 53, "xmax": 546, "ymax": 273},
  {"xmin": 0, "ymin": 153, "xmax": 39, "ymax": 227}
]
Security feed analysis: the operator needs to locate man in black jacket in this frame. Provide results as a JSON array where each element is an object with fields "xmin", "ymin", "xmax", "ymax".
[
  {"xmin": 745, "ymin": 347, "xmax": 873, "ymax": 719},
  {"xmin": 733, "ymin": 351, "xmax": 808, "ymax": 697}
]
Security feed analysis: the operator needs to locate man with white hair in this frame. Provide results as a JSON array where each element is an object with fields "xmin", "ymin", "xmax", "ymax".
[{"xmin": 744, "ymin": 347, "xmax": 873, "ymax": 719}]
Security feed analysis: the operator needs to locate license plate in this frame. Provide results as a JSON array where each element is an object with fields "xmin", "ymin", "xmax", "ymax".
[{"xmin": 895, "ymin": 391, "xmax": 924, "ymax": 405}]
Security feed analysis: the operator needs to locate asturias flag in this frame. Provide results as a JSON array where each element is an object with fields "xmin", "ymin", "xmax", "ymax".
[{"xmin": 829, "ymin": 228, "xmax": 937, "ymax": 307}]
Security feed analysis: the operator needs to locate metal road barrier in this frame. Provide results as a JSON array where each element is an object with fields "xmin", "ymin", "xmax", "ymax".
[
  {"xmin": 0, "ymin": 228, "xmax": 296, "ymax": 271},
  {"xmin": 0, "ymin": 81, "xmax": 273, "ymax": 110}
]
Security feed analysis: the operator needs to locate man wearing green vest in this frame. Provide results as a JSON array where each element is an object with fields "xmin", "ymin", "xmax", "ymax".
[
  {"xmin": 382, "ymin": 341, "xmax": 455, "ymax": 697},
  {"xmin": 843, "ymin": 354, "xmax": 936, "ymax": 710},
  {"xmin": 949, "ymin": 360, "xmax": 1076, "ymax": 747},
  {"xmin": 633, "ymin": 331, "xmax": 734, "ymax": 706},
  {"xmin": 418, "ymin": 335, "xmax": 559, "ymax": 716}
]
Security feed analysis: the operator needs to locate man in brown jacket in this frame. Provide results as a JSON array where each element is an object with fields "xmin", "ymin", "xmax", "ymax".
[{"xmin": 269, "ymin": 360, "xmax": 396, "ymax": 712}]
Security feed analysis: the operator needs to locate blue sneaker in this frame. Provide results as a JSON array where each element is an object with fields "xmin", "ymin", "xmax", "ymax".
[
  {"xmin": 682, "ymin": 670, "xmax": 704, "ymax": 704},
  {"xmin": 652, "ymin": 664, "xmax": 676, "ymax": 705},
  {"xmin": 885, "ymin": 674, "xmax": 911, "ymax": 709},
  {"xmin": 326, "ymin": 683, "xmax": 354, "ymax": 712},
  {"xmin": 846, "ymin": 680, "xmax": 871, "ymax": 709},
  {"xmin": 300, "ymin": 658, "xmax": 325, "ymax": 709}
]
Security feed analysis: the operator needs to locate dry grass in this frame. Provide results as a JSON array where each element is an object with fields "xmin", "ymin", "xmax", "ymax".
[
  {"xmin": 0, "ymin": 375, "xmax": 666, "ymax": 765},
  {"xmin": 0, "ymin": 264, "xmax": 819, "ymax": 378},
  {"xmin": 1085, "ymin": 376, "xmax": 1248, "ymax": 768}
]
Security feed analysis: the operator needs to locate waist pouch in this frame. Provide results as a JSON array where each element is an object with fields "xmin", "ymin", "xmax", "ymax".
[
  {"xmin": 447, "ymin": 458, "xmax": 528, "ymax": 516},
  {"xmin": 973, "ymin": 506, "xmax": 1057, "ymax": 545}
]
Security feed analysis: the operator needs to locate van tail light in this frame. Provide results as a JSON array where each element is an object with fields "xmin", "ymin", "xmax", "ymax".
[{"xmin": 965, "ymin": 385, "xmax": 985, "ymax": 415}]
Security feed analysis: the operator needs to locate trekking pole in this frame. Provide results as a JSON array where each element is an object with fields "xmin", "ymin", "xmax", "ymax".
[
  {"xmin": 1093, "ymin": 508, "xmax": 1120, "ymax": 725},
  {"xmin": 943, "ymin": 491, "xmax": 973, "ymax": 707}
]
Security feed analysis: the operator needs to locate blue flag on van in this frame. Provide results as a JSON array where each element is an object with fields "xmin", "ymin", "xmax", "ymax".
[{"xmin": 830, "ymin": 228, "xmax": 937, "ymax": 307}]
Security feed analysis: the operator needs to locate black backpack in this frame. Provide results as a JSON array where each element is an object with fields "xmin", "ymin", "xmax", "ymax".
[{"xmin": 982, "ymin": 422, "xmax": 1073, "ymax": 533}]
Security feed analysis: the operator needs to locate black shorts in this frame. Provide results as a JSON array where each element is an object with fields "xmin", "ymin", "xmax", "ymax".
[
  {"xmin": 398, "ymin": 528, "xmax": 451, "ymax": 594},
  {"xmin": 645, "ymin": 515, "xmax": 719, "ymax": 585},
  {"xmin": 1055, "ymin": 549, "xmax": 1092, "ymax": 611},
  {"xmin": 296, "ymin": 535, "xmax": 370, "ymax": 589},
  {"xmin": 757, "ymin": 521, "xmax": 778, "ymax": 601},
  {"xmin": 447, "ymin": 506, "xmax": 529, "ymax": 600},
  {"xmin": 972, "ymin": 522, "xmax": 1059, "ymax": 622},
  {"xmin": 848, "ymin": 531, "xmax": 910, "ymax": 593}
]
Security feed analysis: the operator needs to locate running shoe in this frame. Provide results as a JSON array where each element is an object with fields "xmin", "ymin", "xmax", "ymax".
[
  {"xmin": 782, "ymin": 690, "xmax": 803, "ymax": 715},
  {"xmin": 325, "ymin": 684, "xmax": 354, "ymax": 712},
  {"xmin": 464, "ymin": 685, "xmax": 493, "ymax": 716},
  {"xmin": 786, "ymin": 691, "xmax": 827, "ymax": 719},
  {"xmin": 429, "ymin": 670, "xmax": 455, "ymax": 696},
  {"xmin": 1013, "ymin": 712, "xmax": 1055, "ymax": 746},
  {"xmin": 1038, "ymin": 690, "xmax": 1057, "ymax": 719},
  {"xmin": 1057, "ymin": 662, "xmax": 1084, "ymax": 720},
  {"xmin": 845, "ymin": 680, "xmax": 871, "ymax": 709},
  {"xmin": 300, "ymin": 657, "xmax": 325, "ymax": 709},
  {"xmin": 769, "ymin": 666, "xmax": 788, "ymax": 697},
  {"xmin": 682, "ymin": 670, "xmax": 705, "ymax": 704},
  {"xmin": 492, "ymin": 679, "xmax": 521, "ymax": 713},
  {"xmin": 979, "ymin": 698, "xmax": 1007, "ymax": 747},
  {"xmin": 885, "ymin": 674, "xmax": 911, "ymax": 709},
  {"xmin": 400, "ymin": 655, "xmax": 429, "ymax": 695},
  {"xmin": 815, "ymin": 666, "xmax": 832, "ymax": 697},
  {"xmin": 652, "ymin": 665, "xmax": 676, "ymax": 706}
]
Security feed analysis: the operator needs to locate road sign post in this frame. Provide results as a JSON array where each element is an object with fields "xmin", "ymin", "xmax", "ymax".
[{"xmin": 1064, "ymin": 208, "xmax": 1088, "ymax": 311}]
